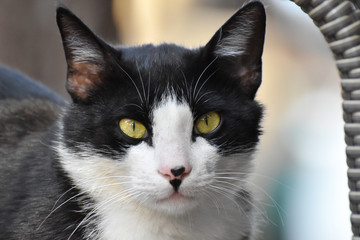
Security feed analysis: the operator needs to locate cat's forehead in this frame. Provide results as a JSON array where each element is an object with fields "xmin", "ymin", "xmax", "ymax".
[{"xmin": 118, "ymin": 43, "xmax": 196, "ymax": 70}]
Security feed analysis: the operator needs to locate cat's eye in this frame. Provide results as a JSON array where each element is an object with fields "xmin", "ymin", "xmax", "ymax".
[
  {"xmin": 195, "ymin": 112, "xmax": 221, "ymax": 134},
  {"xmin": 119, "ymin": 118, "xmax": 147, "ymax": 139}
]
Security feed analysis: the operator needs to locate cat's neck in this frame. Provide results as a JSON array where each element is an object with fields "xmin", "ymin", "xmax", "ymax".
[{"xmin": 91, "ymin": 195, "xmax": 253, "ymax": 240}]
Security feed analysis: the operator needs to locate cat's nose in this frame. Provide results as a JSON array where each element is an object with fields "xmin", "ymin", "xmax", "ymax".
[
  {"xmin": 158, "ymin": 165, "xmax": 191, "ymax": 180},
  {"xmin": 171, "ymin": 166, "xmax": 186, "ymax": 177},
  {"xmin": 158, "ymin": 165, "xmax": 191, "ymax": 192}
]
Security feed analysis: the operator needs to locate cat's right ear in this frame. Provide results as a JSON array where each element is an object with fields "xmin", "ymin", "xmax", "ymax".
[
  {"xmin": 204, "ymin": 2, "xmax": 266, "ymax": 99},
  {"xmin": 56, "ymin": 7, "xmax": 109, "ymax": 103}
]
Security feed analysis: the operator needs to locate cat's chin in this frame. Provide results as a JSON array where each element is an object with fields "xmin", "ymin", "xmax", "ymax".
[{"xmin": 148, "ymin": 192, "xmax": 199, "ymax": 215}]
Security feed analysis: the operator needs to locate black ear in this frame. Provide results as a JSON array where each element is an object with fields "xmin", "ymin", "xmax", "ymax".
[
  {"xmin": 56, "ymin": 7, "xmax": 109, "ymax": 102},
  {"xmin": 205, "ymin": 2, "xmax": 266, "ymax": 99}
]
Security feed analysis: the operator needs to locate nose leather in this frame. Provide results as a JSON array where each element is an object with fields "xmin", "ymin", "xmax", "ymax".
[{"xmin": 171, "ymin": 166, "xmax": 185, "ymax": 177}]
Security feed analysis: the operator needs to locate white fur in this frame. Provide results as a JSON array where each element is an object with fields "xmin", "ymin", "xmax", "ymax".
[
  {"xmin": 57, "ymin": 96, "xmax": 256, "ymax": 240},
  {"xmin": 152, "ymin": 97, "xmax": 194, "ymax": 172}
]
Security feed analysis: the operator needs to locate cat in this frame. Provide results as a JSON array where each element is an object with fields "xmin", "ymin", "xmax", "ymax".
[{"xmin": 0, "ymin": 1, "xmax": 265, "ymax": 240}]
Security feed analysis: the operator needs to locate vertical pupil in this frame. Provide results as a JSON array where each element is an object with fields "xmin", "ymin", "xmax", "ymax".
[
  {"xmin": 205, "ymin": 115, "xmax": 209, "ymax": 125},
  {"xmin": 132, "ymin": 121, "xmax": 136, "ymax": 131}
]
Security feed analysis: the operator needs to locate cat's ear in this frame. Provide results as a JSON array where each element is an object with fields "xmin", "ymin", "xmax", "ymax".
[
  {"xmin": 205, "ymin": 2, "xmax": 266, "ymax": 99},
  {"xmin": 56, "ymin": 7, "xmax": 109, "ymax": 102}
]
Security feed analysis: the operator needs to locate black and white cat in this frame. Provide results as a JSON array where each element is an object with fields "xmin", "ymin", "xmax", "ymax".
[{"xmin": 0, "ymin": 2, "xmax": 265, "ymax": 240}]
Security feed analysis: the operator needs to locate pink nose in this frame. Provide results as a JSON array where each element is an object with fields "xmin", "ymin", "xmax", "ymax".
[
  {"xmin": 158, "ymin": 165, "xmax": 192, "ymax": 191},
  {"xmin": 158, "ymin": 165, "xmax": 191, "ymax": 180}
]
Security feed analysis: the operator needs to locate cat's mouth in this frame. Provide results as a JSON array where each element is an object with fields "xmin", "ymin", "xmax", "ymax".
[
  {"xmin": 159, "ymin": 191, "xmax": 194, "ymax": 203},
  {"xmin": 146, "ymin": 190, "xmax": 198, "ymax": 215},
  {"xmin": 166, "ymin": 191, "xmax": 187, "ymax": 200}
]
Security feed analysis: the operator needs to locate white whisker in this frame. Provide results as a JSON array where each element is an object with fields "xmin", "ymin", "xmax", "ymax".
[
  {"xmin": 194, "ymin": 70, "xmax": 218, "ymax": 101},
  {"xmin": 179, "ymin": 69, "xmax": 190, "ymax": 102},
  {"xmin": 201, "ymin": 188, "xmax": 222, "ymax": 215},
  {"xmin": 207, "ymin": 184, "xmax": 247, "ymax": 219},
  {"xmin": 136, "ymin": 61, "xmax": 147, "ymax": 105},
  {"xmin": 67, "ymin": 188, "xmax": 142, "ymax": 240},
  {"xmin": 240, "ymin": 179, "xmax": 287, "ymax": 227},
  {"xmin": 39, "ymin": 174, "xmax": 133, "ymax": 232},
  {"xmin": 114, "ymin": 59, "xmax": 144, "ymax": 104},
  {"xmin": 123, "ymin": 103, "xmax": 144, "ymax": 111},
  {"xmin": 51, "ymin": 186, "xmax": 77, "ymax": 211},
  {"xmin": 216, "ymin": 171, "xmax": 293, "ymax": 190},
  {"xmin": 192, "ymin": 57, "xmax": 218, "ymax": 100},
  {"xmin": 212, "ymin": 180, "xmax": 271, "ymax": 225},
  {"xmin": 37, "ymin": 190, "xmax": 84, "ymax": 231},
  {"xmin": 194, "ymin": 91, "xmax": 216, "ymax": 105},
  {"xmin": 147, "ymin": 73, "xmax": 151, "ymax": 108}
]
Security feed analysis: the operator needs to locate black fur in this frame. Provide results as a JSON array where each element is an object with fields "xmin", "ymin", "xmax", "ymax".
[{"xmin": 0, "ymin": 2, "xmax": 265, "ymax": 239}]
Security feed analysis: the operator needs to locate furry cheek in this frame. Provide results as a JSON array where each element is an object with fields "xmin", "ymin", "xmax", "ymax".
[{"xmin": 123, "ymin": 142, "xmax": 173, "ymax": 200}]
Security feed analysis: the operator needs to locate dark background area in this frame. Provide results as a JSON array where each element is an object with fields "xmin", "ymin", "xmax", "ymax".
[{"xmin": 0, "ymin": 0, "xmax": 117, "ymax": 99}]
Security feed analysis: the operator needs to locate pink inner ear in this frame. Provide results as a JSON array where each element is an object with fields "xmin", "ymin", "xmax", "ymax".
[{"xmin": 67, "ymin": 61, "xmax": 102, "ymax": 100}]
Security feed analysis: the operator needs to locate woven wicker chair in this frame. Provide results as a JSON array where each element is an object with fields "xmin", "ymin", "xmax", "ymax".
[{"xmin": 290, "ymin": 0, "xmax": 360, "ymax": 238}]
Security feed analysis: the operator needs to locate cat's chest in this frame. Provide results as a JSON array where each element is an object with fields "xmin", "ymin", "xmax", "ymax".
[{"xmin": 92, "ymin": 198, "xmax": 251, "ymax": 240}]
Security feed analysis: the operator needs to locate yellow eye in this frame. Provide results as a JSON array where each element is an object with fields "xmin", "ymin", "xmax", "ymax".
[
  {"xmin": 195, "ymin": 112, "xmax": 221, "ymax": 134},
  {"xmin": 119, "ymin": 119, "xmax": 147, "ymax": 139}
]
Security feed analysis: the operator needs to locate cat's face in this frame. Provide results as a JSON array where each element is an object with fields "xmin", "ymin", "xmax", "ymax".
[{"xmin": 57, "ymin": 2, "xmax": 265, "ymax": 215}]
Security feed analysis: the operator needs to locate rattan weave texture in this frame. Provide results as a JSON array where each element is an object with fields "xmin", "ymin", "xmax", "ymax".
[{"xmin": 291, "ymin": 0, "xmax": 360, "ymax": 238}]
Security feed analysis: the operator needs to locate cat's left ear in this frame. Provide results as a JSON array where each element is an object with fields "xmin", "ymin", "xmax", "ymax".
[
  {"xmin": 205, "ymin": 2, "xmax": 266, "ymax": 99},
  {"xmin": 56, "ymin": 7, "xmax": 110, "ymax": 103}
]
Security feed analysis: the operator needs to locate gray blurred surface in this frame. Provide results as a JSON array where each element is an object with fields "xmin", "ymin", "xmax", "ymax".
[{"xmin": 0, "ymin": 0, "xmax": 117, "ymax": 100}]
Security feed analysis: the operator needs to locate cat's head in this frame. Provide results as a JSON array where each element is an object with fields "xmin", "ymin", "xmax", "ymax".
[{"xmin": 56, "ymin": 2, "xmax": 265, "ymax": 215}]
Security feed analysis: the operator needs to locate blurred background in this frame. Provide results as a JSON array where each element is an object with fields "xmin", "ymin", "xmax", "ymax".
[{"xmin": 0, "ymin": 0, "xmax": 351, "ymax": 239}]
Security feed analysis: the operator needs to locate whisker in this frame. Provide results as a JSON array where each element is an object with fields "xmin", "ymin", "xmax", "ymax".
[
  {"xmin": 216, "ymin": 171, "xmax": 292, "ymax": 190},
  {"xmin": 194, "ymin": 70, "xmax": 218, "ymax": 100},
  {"xmin": 192, "ymin": 57, "xmax": 218, "ymax": 100},
  {"xmin": 213, "ymin": 173, "xmax": 287, "ymax": 226},
  {"xmin": 39, "ymin": 175, "xmax": 133, "ymax": 231},
  {"xmin": 67, "ymin": 188, "xmax": 142, "ymax": 240},
  {"xmin": 114, "ymin": 59, "xmax": 143, "ymax": 104},
  {"xmin": 51, "ymin": 186, "xmax": 77, "ymax": 211},
  {"xmin": 211, "ymin": 180, "xmax": 271, "ymax": 225},
  {"xmin": 147, "ymin": 73, "xmax": 151, "ymax": 108},
  {"xmin": 136, "ymin": 61, "xmax": 147, "ymax": 105},
  {"xmin": 179, "ymin": 69, "xmax": 191, "ymax": 104},
  {"xmin": 208, "ymin": 184, "xmax": 241, "ymax": 208},
  {"xmin": 37, "ymin": 191, "xmax": 84, "ymax": 231},
  {"xmin": 207, "ymin": 184, "xmax": 248, "ymax": 219},
  {"xmin": 240, "ymin": 179, "xmax": 287, "ymax": 226},
  {"xmin": 201, "ymin": 188, "xmax": 222, "ymax": 215},
  {"xmin": 122, "ymin": 103, "xmax": 144, "ymax": 111},
  {"xmin": 195, "ymin": 91, "xmax": 216, "ymax": 105}
]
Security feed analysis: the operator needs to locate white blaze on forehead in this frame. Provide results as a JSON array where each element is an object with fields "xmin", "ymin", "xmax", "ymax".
[{"xmin": 152, "ymin": 97, "xmax": 194, "ymax": 168}]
